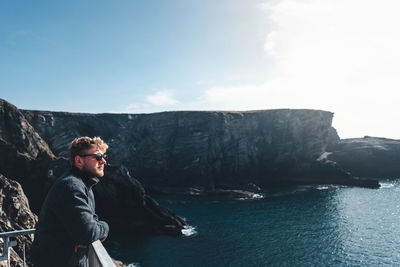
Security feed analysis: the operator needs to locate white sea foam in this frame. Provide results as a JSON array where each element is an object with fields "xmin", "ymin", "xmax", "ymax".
[
  {"xmin": 316, "ymin": 186, "xmax": 329, "ymax": 190},
  {"xmin": 237, "ymin": 193, "xmax": 265, "ymax": 201},
  {"xmin": 126, "ymin": 263, "xmax": 140, "ymax": 267},
  {"xmin": 181, "ymin": 225, "xmax": 197, "ymax": 236},
  {"xmin": 380, "ymin": 182, "xmax": 395, "ymax": 189},
  {"xmin": 252, "ymin": 193, "xmax": 264, "ymax": 199}
]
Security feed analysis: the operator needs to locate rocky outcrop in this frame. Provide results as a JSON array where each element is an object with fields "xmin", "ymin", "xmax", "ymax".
[
  {"xmin": 0, "ymin": 99, "xmax": 185, "ymax": 236},
  {"xmin": 0, "ymin": 174, "xmax": 37, "ymax": 267},
  {"xmin": 92, "ymin": 164, "xmax": 185, "ymax": 234},
  {"xmin": 0, "ymin": 99, "xmax": 63, "ymax": 212},
  {"xmin": 327, "ymin": 136, "xmax": 400, "ymax": 179},
  {"xmin": 21, "ymin": 106, "xmax": 377, "ymax": 189}
]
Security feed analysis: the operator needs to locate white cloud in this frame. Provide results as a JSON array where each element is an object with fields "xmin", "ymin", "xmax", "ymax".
[
  {"xmin": 146, "ymin": 90, "xmax": 179, "ymax": 106},
  {"xmin": 124, "ymin": 90, "xmax": 180, "ymax": 113},
  {"xmin": 125, "ymin": 102, "xmax": 150, "ymax": 113}
]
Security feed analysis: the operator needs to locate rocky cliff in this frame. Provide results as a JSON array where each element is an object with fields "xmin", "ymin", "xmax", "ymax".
[
  {"xmin": 327, "ymin": 136, "xmax": 400, "ymax": 179},
  {"xmin": 0, "ymin": 99, "xmax": 185, "ymax": 236},
  {"xmin": 0, "ymin": 99, "xmax": 61, "ymax": 211},
  {"xmin": 21, "ymin": 105, "xmax": 378, "ymax": 190}
]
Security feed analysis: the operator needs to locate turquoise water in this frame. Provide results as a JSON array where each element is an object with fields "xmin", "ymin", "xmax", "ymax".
[{"xmin": 106, "ymin": 180, "xmax": 400, "ymax": 266}]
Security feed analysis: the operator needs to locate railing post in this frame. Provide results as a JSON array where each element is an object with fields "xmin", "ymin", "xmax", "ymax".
[
  {"xmin": 5, "ymin": 237, "xmax": 10, "ymax": 267},
  {"xmin": 23, "ymin": 239, "xmax": 26, "ymax": 267}
]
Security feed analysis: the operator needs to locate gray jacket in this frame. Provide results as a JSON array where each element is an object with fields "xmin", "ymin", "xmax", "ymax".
[{"xmin": 31, "ymin": 167, "xmax": 109, "ymax": 267}]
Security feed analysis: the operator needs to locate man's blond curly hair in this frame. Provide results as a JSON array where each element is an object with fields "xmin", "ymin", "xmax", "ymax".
[{"xmin": 69, "ymin": 136, "xmax": 108, "ymax": 165}]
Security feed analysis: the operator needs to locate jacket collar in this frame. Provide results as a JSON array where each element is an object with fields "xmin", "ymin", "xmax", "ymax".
[{"xmin": 71, "ymin": 166, "xmax": 100, "ymax": 187}]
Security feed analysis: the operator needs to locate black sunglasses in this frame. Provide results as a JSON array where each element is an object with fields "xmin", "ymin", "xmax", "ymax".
[{"xmin": 79, "ymin": 153, "xmax": 107, "ymax": 161}]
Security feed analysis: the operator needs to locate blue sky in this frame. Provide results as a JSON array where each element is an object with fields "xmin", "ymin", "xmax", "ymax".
[
  {"xmin": 1, "ymin": 0, "xmax": 268, "ymax": 111},
  {"xmin": 1, "ymin": 0, "xmax": 400, "ymax": 139}
]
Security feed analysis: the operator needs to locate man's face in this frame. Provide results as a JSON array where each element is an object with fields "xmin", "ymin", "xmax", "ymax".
[{"xmin": 79, "ymin": 147, "xmax": 107, "ymax": 178}]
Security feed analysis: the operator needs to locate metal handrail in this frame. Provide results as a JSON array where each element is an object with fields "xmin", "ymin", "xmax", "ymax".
[
  {"xmin": 0, "ymin": 229, "xmax": 116, "ymax": 267},
  {"xmin": 0, "ymin": 229, "xmax": 36, "ymax": 238},
  {"xmin": 88, "ymin": 240, "xmax": 116, "ymax": 267},
  {"xmin": 0, "ymin": 228, "xmax": 35, "ymax": 267}
]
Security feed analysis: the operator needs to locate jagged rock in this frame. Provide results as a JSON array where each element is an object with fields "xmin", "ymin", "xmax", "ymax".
[
  {"xmin": 0, "ymin": 99, "xmax": 62, "ymax": 212},
  {"xmin": 0, "ymin": 174, "xmax": 37, "ymax": 266},
  {"xmin": 328, "ymin": 136, "xmax": 400, "ymax": 179},
  {"xmin": 94, "ymin": 164, "xmax": 185, "ymax": 234},
  {"xmin": 0, "ymin": 100, "xmax": 54, "ymax": 160}
]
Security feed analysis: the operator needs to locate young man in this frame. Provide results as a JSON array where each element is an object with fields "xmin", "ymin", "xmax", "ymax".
[{"xmin": 31, "ymin": 137, "xmax": 110, "ymax": 267}]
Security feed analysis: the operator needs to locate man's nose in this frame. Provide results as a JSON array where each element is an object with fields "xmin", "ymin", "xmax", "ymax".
[{"xmin": 100, "ymin": 157, "xmax": 106, "ymax": 164}]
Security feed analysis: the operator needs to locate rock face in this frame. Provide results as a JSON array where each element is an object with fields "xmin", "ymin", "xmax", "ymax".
[
  {"xmin": 0, "ymin": 99, "xmax": 185, "ymax": 236},
  {"xmin": 327, "ymin": 136, "xmax": 400, "ymax": 179},
  {"xmin": 0, "ymin": 99, "xmax": 62, "ymax": 212},
  {"xmin": 0, "ymin": 174, "xmax": 37, "ymax": 267},
  {"xmin": 22, "ymin": 106, "xmax": 377, "ymax": 189}
]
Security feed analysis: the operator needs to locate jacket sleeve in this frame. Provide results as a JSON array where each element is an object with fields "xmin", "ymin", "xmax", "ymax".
[{"xmin": 55, "ymin": 181, "xmax": 109, "ymax": 245}]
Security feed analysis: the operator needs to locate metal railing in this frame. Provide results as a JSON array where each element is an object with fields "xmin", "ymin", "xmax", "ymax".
[
  {"xmin": 0, "ymin": 229, "xmax": 35, "ymax": 267},
  {"xmin": 0, "ymin": 229, "xmax": 116, "ymax": 267},
  {"xmin": 88, "ymin": 240, "xmax": 116, "ymax": 267}
]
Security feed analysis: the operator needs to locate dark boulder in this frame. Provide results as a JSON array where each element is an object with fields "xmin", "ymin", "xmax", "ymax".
[{"xmin": 328, "ymin": 136, "xmax": 400, "ymax": 179}]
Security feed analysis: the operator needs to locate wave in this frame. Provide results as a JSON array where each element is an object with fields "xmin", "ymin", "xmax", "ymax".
[
  {"xmin": 237, "ymin": 193, "xmax": 265, "ymax": 201},
  {"xmin": 316, "ymin": 185, "xmax": 329, "ymax": 190},
  {"xmin": 252, "ymin": 193, "xmax": 264, "ymax": 199},
  {"xmin": 182, "ymin": 225, "xmax": 197, "ymax": 236},
  {"xmin": 380, "ymin": 182, "xmax": 395, "ymax": 189}
]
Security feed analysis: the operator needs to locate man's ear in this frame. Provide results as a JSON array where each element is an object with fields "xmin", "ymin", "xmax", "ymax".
[{"xmin": 74, "ymin": 155, "xmax": 83, "ymax": 168}]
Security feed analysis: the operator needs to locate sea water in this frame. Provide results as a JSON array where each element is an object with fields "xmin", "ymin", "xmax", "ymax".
[{"xmin": 105, "ymin": 180, "xmax": 400, "ymax": 266}]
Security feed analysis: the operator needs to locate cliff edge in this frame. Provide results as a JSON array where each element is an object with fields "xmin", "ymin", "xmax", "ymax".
[{"xmin": 21, "ymin": 105, "xmax": 378, "ymax": 190}]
